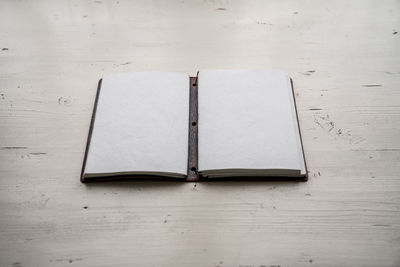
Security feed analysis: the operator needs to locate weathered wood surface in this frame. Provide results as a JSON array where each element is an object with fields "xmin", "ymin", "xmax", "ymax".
[{"xmin": 0, "ymin": 0, "xmax": 399, "ymax": 266}]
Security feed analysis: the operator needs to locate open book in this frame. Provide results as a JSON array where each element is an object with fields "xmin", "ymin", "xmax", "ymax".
[{"xmin": 81, "ymin": 70, "xmax": 307, "ymax": 182}]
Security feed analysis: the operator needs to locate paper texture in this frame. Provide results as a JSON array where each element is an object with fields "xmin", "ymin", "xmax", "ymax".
[
  {"xmin": 198, "ymin": 69, "xmax": 306, "ymax": 176},
  {"xmin": 84, "ymin": 72, "xmax": 189, "ymax": 178}
]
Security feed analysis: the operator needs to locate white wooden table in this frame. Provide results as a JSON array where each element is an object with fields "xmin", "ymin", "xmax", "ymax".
[{"xmin": 1, "ymin": 0, "xmax": 399, "ymax": 266}]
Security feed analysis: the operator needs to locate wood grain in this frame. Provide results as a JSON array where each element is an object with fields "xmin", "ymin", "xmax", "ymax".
[{"xmin": 0, "ymin": 0, "xmax": 399, "ymax": 266}]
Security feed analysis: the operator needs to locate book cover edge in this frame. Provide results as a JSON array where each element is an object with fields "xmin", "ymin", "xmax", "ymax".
[
  {"xmin": 290, "ymin": 78, "xmax": 309, "ymax": 181},
  {"xmin": 80, "ymin": 78, "xmax": 103, "ymax": 183}
]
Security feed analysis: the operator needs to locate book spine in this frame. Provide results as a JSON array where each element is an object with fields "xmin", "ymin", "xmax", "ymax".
[{"xmin": 187, "ymin": 76, "xmax": 199, "ymax": 181}]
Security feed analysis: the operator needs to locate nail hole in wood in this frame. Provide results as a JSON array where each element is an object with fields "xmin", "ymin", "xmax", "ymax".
[
  {"xmin": 192, "ymin": 121, "xmax": 197, "ymax": 126},
  {"xmin": 191, "ymin": 167, "xmax": 196, "ymax": 172},
  {"xmin": 192, "ymin": 83, "xmax": 196, "ymax": 86}
]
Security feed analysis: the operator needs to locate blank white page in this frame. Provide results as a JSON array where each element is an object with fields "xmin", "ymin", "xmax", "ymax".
[
  {"xmin": 84, "ymin": 72, "xmax": 189, "ymax": 177},
  {"xmin": 198, "ymin": 69, "xmax": 305, "ymax": 174}
]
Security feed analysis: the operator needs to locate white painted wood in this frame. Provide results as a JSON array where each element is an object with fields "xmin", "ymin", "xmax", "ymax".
[{"xmin": 0, "ymin": 0, "xmax": 399, "ymax": 266}]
